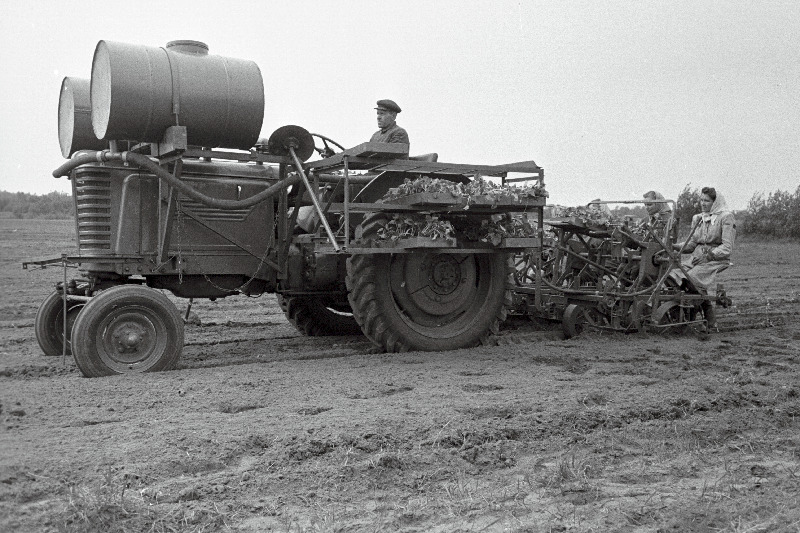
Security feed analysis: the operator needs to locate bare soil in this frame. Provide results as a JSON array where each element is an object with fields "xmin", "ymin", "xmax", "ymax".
[{"xmin": 1, "ymin": 219, "xmax": 799, "ymax": 532}]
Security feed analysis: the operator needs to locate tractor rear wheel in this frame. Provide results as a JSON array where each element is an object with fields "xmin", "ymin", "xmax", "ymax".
[
  {"xmin": 35, "ymin": 291, "xmax": 85, "ymax": 356},
  {"xmin": 277, "ymin": 295, "xmax": 363, "ymax": 336},
  {"xmin": 346, "ymin": 217, "xmax": 512, "ymax": 352},
  {"xmin": 71, "ymin": 285, "xmax": 184, "ymax": 377}
]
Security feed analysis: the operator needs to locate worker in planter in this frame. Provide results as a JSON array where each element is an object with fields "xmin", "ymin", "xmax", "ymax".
[
  {"xmin": 670, "ymin": 187, "xmax": 736, "ymax": 324},
  {"xmin": 642, "ymin": 190, "xmax": 674, "ymax": 241}
]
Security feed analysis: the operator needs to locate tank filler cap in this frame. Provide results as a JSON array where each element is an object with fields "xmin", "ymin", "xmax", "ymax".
[
  {"xmin": 267, "ymin": 125, "xmax": 315, "ymax": 162},
  {"xmin": 166, "ymin": 40, "xmax": 209, "ymax": 55}
]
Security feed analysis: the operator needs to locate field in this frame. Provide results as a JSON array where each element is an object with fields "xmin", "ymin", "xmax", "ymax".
[{"xmin": 1, "ymin": 218, "xmax": 799, "ymax": 533}]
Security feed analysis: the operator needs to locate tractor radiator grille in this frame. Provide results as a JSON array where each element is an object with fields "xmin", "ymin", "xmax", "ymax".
[
  {"xmin": 179, "ymin": 197, "xmax": 251, "ymax": 221},
  {"xmin": 74, "ymin": 172, "xmax": 112, "ymax": 253}
]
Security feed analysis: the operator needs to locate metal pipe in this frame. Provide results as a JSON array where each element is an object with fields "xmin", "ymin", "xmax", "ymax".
[
  {"xmin": 53, "ymin": 150, "xmax": 301, "ymax": 209},
  {"xmin": 184, "ymin": 298, "xmax": 193, "ymax": 323},
  {"xmin": 65, "ymin": 295, "xmax": 93, "ymax": 302},
  {"xmin": 316, "ymin": 173, "xmax": 373, "ymax": 184},
  {"xmin": 343, "ymin": 155, "xmax": 350, "ymax": 249},
  {"xmin": 61, "ymin": 254, "xmax": 67, "ymax": 363},
  {"xmin": 558, "ymin": 244, "xmax": 620, "ymax": 279},
  {"xmin": 288, "ymin": 147, "xmax": 341, "ymax": 252}
]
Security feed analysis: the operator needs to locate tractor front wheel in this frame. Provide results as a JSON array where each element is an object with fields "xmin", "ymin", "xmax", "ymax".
[
  {"xmin": 35, "ymin": 291, "xmax": 85, "ymax": 356},
  {"xmin": 70, "ymin": 285, "xmax": 184, "ymax": 377}
]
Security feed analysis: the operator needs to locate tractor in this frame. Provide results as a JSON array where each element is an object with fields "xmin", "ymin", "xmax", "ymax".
[{"xmin": 26, "ymin": 39, "xmax": 546, "ymax": 377}]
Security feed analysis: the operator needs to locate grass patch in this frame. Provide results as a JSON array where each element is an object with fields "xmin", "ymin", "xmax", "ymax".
[{"xmin": 53, "ymin": 469, "xmax": 237, "ymax": 533}]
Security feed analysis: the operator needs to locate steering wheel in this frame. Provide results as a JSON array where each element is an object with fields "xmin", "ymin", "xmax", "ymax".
[{"xmin": 311, "ymin": 133, "xmax": 346, "ymax": 159}]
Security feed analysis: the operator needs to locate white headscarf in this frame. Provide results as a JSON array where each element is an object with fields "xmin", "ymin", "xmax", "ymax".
[
  {"xmin": 643, "ymin": 191, "xmax": 671, "ymax": 217},
  {"xmin": 589, "ymin": 199, "xmax": 612, "ymax": 217},
  {"xmin": 702, "ymin": 192, "xmax": 730, "ymax": 223}
]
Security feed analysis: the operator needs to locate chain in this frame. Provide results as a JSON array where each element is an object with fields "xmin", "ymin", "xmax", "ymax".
[
  {"xmin": 198, "ymin": 244, "xmax": 273, "ymax": 298},
  {"xmin": 176, "ymin": 195, "xmax": 184, "ymax": 284},
  {"xmin": 177, "ymin": 205, "xmax": 273, "ymax": 297}
]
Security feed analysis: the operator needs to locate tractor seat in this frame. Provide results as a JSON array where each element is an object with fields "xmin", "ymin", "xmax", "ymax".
[{"xmin": 408, "ymin": 153, "xmax": 438, "ymax": 162}]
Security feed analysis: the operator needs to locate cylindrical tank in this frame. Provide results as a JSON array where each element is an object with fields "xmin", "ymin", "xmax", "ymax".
[
  {"xmin": 58, "ymin": 77, "xmax": 106, "ymax": 158},
  {"xmin": 90, "ymin": 40, "xmax": 264, "ymax": 150}
]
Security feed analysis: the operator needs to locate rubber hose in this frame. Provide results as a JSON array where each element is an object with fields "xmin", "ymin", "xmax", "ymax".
[{"xmin": 53, "ymin": 150, "xmax": 301, "ymax": 210}]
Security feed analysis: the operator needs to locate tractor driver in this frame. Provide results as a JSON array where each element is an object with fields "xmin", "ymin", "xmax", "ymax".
[
  {"xmin": 370, "ymin": 99, "xmax": 409, "ymax": 155},
  {"xmin": 294, "ymin": 99, "xmax": 410, "ymax": 233}
]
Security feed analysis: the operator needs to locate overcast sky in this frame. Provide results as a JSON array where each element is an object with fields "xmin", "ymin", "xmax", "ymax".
[{"xmin": 1, "ymin": 0, "xmax": 797, "ymax": 210}]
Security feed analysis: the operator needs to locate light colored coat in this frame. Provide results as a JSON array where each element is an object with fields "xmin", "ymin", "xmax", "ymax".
[{"xmin": 678, "ymin": 194, "xmax": 736, "ymax": 290}]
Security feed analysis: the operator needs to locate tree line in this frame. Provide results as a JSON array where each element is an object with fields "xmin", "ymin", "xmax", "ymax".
[{"xmin": 0, "ymin": 190, "xmax": 74, "ymax": 219}]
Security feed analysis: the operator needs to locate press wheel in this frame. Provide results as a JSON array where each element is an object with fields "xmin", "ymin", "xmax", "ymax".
[
  {"xmin": 562, "ymin": 303, "xmax": 611, "ymax": 339},
  {"xmin": 651, "ymin": 301, "xmax": 696, "ymax": 334}
]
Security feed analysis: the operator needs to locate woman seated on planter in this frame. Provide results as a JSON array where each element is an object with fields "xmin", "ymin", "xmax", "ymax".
[{"xmin": 671, "ymin": 186, "xmax": 736, "ymax": 293}]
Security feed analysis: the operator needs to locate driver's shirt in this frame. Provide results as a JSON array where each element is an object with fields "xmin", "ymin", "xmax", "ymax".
[{"xmin": 370, "ymin": 123, "xmax": 410, "ymax": 149}]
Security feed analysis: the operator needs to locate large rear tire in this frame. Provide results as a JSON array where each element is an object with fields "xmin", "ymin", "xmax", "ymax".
[
  {"xmin": 34, "ymin": 291, "xmax": 85, "ymax": 356},
  {"xmin": 71, "ymin": 285, "xmax": 184, "ymax": 377},
  {"xmin": 346, "ymin": 216, "xmax": 512, "ymax": 352},
  {"xmin": 277, "ymin": 295, "xmax": 363, "ymax": 336}
]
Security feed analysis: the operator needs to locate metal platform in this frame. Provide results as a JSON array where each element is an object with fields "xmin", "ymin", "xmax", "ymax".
[{"xmin": 305, "ymin": 142, "xmax": 543, "ymax": 177}]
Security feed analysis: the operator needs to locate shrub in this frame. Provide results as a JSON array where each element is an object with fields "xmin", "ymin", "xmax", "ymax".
[
  {"xmin": 675, "ymin": 184, "xmax": 702, "ymax": 229},
  {"xmin": 740, "ymin": 185, "xmax": 800, "ymax": 238}
]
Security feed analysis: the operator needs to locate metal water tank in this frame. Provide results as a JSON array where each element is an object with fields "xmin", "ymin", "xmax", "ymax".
[
  {"xmin": 90, "ymin": 40, "xmax": 264, "ymax": 150},
  {"xmin": 58, "ymin": 77, "xmax": 106, "ymax": 158}
]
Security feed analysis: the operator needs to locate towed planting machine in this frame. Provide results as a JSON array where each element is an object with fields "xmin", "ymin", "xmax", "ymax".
[
  {"xmin": 512, "ymin": 202, "xmax": 724, "ymax": 338},
  {"xmin": 26, "ymin": 40, "xmax": 548, "ymax": 377}
]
